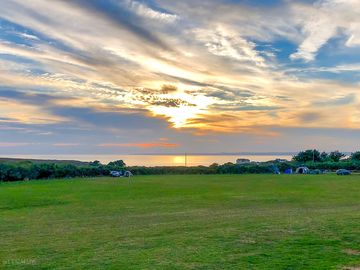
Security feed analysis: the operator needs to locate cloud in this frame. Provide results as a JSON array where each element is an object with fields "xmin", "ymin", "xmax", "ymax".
[
  {"xmin": 200, "ymin": 87, "xmax": 255, "ymax": 101},
  {"xmin": 149, "ymin": 98, "xmax": 196, "ymax": 108},
  {"xmin": 0, "ymin": 142, "xmax": 34, "ymax": 147},
  {"xmin": 1, "ymin": 0, "xmax": 360, "ymax": 153},
  {"xmin": 48, "ymin": 106, "xmax": 171, "ymax": 130},
  {"xmin": 313, "ymin": 93, "xmax": 356, "ymax": 106},
  {"xmin": 123, "ymin": 0, "xmax": 178, "ymax": 23},
  {"xmin": 98, "ymin": 142, "xmax": 179, "ymax": 148},
  {"xmin": 298, "ymin": 112, "xmax": 324, "ymax": 123},
  {"xmin": 68, "ymin": 0, "xmax": 172, "ymax": 50},
  {"xmin": 212, "ymin": 104, "xmax": 283, "ymax": 111},
  {"xmin": 160, "ymin": 84, "xmax": 178, "ymax": 94},
  {"xmin": 289, "ymin": 63, "xmax": 360, "ymax": 74},
  {"xmin": 0, "ymin": 86, "xmax": 198, "ymax": 133},
  {"xmin": 0, "ymin": 88, "xmax": 70, "ymax": 105},
  {"xmin": 290, "ymin": 0, "xmax": 360, "ymax": 61},
  {"xmin": 0, "ymin": 98, "xmax": 66, "ymax": 125},
  {"xmin": 52, "ymin": 143, "xmax": 80, "ymax": 147},
  {"xmin": 193, "ymin": 26, "xmax": 266, "ymax": 66}
]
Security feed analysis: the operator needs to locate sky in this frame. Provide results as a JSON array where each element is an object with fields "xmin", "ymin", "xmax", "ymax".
[{"xmin": 1, "ymin": 0, "xmax": 360, "ymax": 155}]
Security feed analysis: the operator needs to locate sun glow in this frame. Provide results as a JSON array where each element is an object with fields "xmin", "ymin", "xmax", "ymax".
[
  {"xmin": 148, "ymin": 91, "xmax": 214, "ymax": 128},
  {"xmin": 172, "ymin": 155, "xmax": 185, "ymax": 165},
  {"xmin": 149, "ymin": 105, "xmax": 199, "ymax": 128}
]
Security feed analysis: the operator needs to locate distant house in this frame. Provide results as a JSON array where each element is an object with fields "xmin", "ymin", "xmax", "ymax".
[
  {"xmin": 274, "ymin": 159, "xmax": 288, "ymax": 163},
  {"xmin": 236, "ymin": 158, "xmax": 251, "ymax": 165}
]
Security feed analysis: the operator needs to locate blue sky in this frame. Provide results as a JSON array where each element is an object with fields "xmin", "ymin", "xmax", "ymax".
[{"xmin": 1, "ymin": 0, "xmax": 360, "ymax": 155}]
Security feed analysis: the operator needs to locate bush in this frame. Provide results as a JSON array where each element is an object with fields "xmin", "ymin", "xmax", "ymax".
[{"xmin": 351, "ymin": 151, "xmax": 360, "ymax": 161}]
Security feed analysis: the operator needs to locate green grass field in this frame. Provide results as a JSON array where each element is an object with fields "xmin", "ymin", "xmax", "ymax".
[{"xmin": 1, "ymin": 175, "xmax": 360, "ymax": 269}]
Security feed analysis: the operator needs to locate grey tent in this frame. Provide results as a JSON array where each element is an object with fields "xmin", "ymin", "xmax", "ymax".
[{"xmin": 295, "ymin": 167, "xmax": 309, "ymax": 174}]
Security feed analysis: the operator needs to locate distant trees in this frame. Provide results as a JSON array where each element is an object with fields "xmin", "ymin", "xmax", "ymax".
[
  {"xmin": 209, "ymin": 163, "xmax": 219, "ymax": 168},
  {"xmin": 128, "ymin": 163, "xmax": 281, "ymax": 175},
  {"xmin": 0, "ymin": 159, "xmax": 287, "ymax": 182},
  {"xmin": 89, "ymin": 160, "xmax": 101, "ymax": 166},
  {"xmin": 320, "ymin": 151, "xmax": 328, "ymax": 161},
  {"xmin": 0, "ymin": 160, "xmax": 127, "ymax": 182},
  {"xmin": 351, "ymin": 151, "xmax": 360, "ymax": 161},
  {"xmin": 329, "ymin": 151, "xmax": 346, "ymax": 162},
  {"xmin": 293, "ymin": 150, "xmax": 346, "ymax": 163},
  {"xmin": 107, "ymin": 160, "xmax": 126, "ymax": 168},
  {"xmin": 293, "ymin": 149, "xmax": 321, "ymax": 162},
  {"xmin": 1, "ymin": 151, "xmax": 359, "ymax": 182}
]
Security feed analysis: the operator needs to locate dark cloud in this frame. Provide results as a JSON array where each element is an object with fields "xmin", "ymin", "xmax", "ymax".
[
  {"xmin": 160, "ymin": 84, "xmax": 178, "ymax": 94},
  {"xmin": 132, "ymin": 85, "xmax": 195, "ymax": 107},
  {"xmin": 0, "ymin": 88, "xmax": 171, "ymax": 130},
  {"xmin": 49, "ymin": 106, "xmax": 169, "ymax": 130},
  {"xmin": 139, "ymin": 94, "xmax": 196, "ymax": 108},
  {"xmin": 135, "ymin": 84, "xmax": 178, "ymax": 95},
  {"xmin": 160, "ymin": 74, "xmax": 213, "ymax": 87},
  {"xmin": 187, "ymin": 113, "xmax": 238, "ymax": 125},
  {"xmin": 0, "ymin": 117, "xmax": 15, "ymax": 121},
  {"xmin": 298, "ymin": 112, "xmax": 323, "ymax": 123},
  {"xmin": 150, "ymin": 98, "xmax": 195, "ymax": 108},
  {"xmin": 0, "ymin": 88, "xmax": 69, "ymax": 105}
]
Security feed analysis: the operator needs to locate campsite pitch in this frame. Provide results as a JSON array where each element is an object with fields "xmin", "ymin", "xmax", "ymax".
[{"xmin": 1, "ymin": 175, "xmax": 360, "ymax": 269}]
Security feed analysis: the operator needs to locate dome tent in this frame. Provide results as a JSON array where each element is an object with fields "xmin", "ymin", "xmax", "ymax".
[{"xmin": 295, "ymin": 167, "xmax": 309, "ymax": 174}]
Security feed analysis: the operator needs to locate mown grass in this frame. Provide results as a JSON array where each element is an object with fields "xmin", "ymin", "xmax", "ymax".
[{"xmin": 1, "ymin": 174, "xmax": 360, "ymax": 269}]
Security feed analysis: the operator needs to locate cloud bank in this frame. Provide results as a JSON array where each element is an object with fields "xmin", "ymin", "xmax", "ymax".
[{"xmin": 1, "ymin": 0, "xmax": 360, "ymax": 153}]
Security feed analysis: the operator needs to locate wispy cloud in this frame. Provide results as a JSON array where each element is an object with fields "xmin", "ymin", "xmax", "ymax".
[
  {"xmin": 124, "ymin": 0, "xmax": 179, "ymax": 23},
  {"xmin": 290, "ymin": 0, "xmax": 360, "ymax": 61}
]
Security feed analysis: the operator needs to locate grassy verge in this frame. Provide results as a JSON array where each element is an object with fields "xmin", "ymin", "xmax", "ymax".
[{"xmin": 1, "ymin": 174, "xmax": 360, "ymax": 269}]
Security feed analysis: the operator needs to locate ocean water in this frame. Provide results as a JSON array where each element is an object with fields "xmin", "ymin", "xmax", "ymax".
[{"xmin": 3, "ymin": 154, "xmax": 293, "ymax": 166}]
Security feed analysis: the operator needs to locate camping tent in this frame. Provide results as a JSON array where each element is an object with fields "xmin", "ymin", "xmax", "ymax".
[{"xmin": 295, "ymin": 167, "xmax": 309, "ymax": 174}]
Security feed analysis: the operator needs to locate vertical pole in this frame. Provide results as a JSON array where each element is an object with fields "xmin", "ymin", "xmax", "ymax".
[{"xmin": 185, "ymin": 153, "xmax": 187, "ymax": 167}]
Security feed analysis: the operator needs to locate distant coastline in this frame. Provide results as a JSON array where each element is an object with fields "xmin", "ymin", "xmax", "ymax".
[
  {"xmin": 124, "ymin": 152, "xmax": 298, "ymax": 156},
  {"xmin": 0, "ymin": 152, "xmax": 352, "ymax": 167},
  {"xmin": 0, "ymin": 153, "xmax": 293, "ymax": 167}
]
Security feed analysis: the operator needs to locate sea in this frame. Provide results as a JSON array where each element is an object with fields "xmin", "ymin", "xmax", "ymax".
[{"xmin": 3, "ymin": 154, "xmax": 294, "ymax": 166}]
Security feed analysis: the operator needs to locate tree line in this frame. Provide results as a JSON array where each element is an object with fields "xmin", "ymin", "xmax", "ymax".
[
  {"xmin": 0, "ymin": 160, "xmax": 125, "ymax": 182},
  {"xmin": 1, "ymin": 150, "xmax": 360, "ymax": 182},
  {"xmin": 292, "ymin": 150, "xmax": 360, "ymax": 163},
  {"xmin": 0, "ymin": 161, "xmax": 284, "ymax": 181}
]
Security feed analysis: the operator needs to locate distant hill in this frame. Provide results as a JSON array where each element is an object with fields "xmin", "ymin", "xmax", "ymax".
[{"xmin": 0, "ymin": 157, "xmax": 89, "ymax": 166}]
